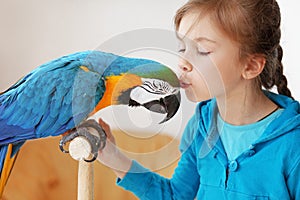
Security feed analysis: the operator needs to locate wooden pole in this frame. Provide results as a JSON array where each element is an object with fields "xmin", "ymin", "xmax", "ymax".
[
  {"xmin": 77, "ymin": 160, "xmax": 94, "ymax": 200},
  {"xmin": 69, "ymin": 136, "xmax": 94, "ymax": 200}
]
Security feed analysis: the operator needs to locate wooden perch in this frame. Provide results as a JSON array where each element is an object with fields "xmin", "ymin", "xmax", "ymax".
[
  {"xmin": 59, "ymin": 119, "xmax": 106, "ymax": 200},
  {"xmin": 69, "ymin": 136, "xmax": 94, "ymax": 200}
]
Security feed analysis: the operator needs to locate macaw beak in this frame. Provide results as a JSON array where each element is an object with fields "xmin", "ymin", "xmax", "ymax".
[{"xmin": 141, "ymin": 89, "xmax": 181, "ymax": 123}]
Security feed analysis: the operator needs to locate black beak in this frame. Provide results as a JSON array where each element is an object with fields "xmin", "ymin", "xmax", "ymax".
[{"xmin": 142, "ymin": 90, "xmax": 181, "ymax": 123}]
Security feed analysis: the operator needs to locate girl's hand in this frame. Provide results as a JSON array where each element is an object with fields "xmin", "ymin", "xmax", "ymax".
[
  {"xmin": 98, "ymin": 118, "xmax": 117, "ymax": 154},
  {"xmin": 97, "ymin": 118, "xmax": 132, "ymax": 179}
]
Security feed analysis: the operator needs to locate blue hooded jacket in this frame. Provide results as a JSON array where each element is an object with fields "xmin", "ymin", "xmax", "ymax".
[{"xmin": 117, "ymin": 91, "xmax": 300, "ymax": 199}]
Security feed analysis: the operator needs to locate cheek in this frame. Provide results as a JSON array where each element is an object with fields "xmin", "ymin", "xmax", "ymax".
[
  {"xmin": 213, "ymin": 45, "xmax": 243, "ymax": 86},
  {"xmin": 215, "ymin": 58, "xmax": 243, "ymax": 91},
  {"xmin": 185, "ymin": 70, "xmax": 212, "ymax": 102},
  {"xmin": 193, "ymin": 59, "xmax": 226, "ymax": 97}
]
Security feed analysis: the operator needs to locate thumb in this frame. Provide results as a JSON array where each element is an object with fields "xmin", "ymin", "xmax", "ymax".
[{"xmin": 98, "ymin": 118, "xmax": 115, "ymax": 144}]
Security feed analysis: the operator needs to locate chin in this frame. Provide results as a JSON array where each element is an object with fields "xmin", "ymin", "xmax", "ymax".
[{"xmin": 185, "ymin": 90, "xmax": 212, "ymax": 103}]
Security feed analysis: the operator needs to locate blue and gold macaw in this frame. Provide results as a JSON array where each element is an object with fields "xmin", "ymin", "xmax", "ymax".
[{"xmin": 0, "ymin": 50, "xmax": 180, "ymax": 196}]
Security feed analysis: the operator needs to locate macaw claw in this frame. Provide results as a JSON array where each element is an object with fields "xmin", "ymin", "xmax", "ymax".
[{"xmin": 59, "ymin": 119, "xmax": 107, "ymax": 162}]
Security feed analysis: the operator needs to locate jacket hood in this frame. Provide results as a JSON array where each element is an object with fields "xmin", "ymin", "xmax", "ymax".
[{"xmin": 255, "ymin": 91, "xmax": 300, "ymax": 144}]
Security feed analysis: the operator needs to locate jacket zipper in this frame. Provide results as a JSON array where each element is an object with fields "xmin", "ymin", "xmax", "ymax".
[{"xmin": 225, "ymin": 168, "xmax": 229, "ymax": 188}]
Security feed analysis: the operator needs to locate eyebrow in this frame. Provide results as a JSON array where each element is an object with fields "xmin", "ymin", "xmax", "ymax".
[
  {"xmin": 194, "ymin": 37, "xmax": 216, "ymax": 44},
  {"xmin": 176, "ymin": 33, "xmax": 216, "ymax": 44}
]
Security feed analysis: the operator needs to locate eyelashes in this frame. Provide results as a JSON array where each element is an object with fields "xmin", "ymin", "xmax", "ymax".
[
  {"xmin": 178, "ymin": 48, "xmax": 185, "ymax": 53},
  {"xmin": 177, "ymin": 48, "xmax": 211, "ymax": 56},
  {"xmin": 177, "ymin": 41, "xmax": 212, "ymax": 56},
  {"xmin": 198, "ymin": 51, "xmax": 211, "ymax": 56}
]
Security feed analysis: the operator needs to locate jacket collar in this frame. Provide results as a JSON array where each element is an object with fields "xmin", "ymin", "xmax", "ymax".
[{"xmin": 196, "ymin": 91, "xmax": 300, "ymax": 154}]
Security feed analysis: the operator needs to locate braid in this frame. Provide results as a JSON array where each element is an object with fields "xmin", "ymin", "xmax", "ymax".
[{"xmin": 274, "ymin": 45, "xmax": 293, "ymax": 98}]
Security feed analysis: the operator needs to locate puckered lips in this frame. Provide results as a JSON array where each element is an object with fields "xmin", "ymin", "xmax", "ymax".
[{"xmin": 179, "ymin": 79, "xmax": 191, "ymax": 89}]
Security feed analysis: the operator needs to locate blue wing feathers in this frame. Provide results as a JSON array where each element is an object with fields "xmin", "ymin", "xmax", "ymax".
[
  {"xmin": 0, "ymin": 51, "xmax": 107, "ymax": 146},
  {"xmin": 0, "ymin": 146, "xmax": 7, "ymax": 170}
]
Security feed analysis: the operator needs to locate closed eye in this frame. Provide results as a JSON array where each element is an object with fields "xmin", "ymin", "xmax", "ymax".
[
  {"xmin": 198, "ymin": 51, "xmax": 211, "ymax": 56},
  {"xmin": 178, "ymin": 49, "xmax": 186, "ymax": 54}
]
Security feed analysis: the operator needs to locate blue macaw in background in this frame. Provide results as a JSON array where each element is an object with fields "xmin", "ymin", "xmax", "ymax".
[{"xmin": 0, "ymin": 50, "xmax": 180, "ymax": 196}]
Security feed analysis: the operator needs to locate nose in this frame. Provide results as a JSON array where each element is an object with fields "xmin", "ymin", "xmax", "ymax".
[{"xmin": 178, "ymin": 57, "xmax": 193, "ymax": 72}]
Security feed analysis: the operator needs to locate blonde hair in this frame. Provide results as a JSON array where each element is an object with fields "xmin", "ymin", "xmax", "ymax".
[{"xmin": 174, "ymin": 0, "xmax": 292, "ymax": 98}]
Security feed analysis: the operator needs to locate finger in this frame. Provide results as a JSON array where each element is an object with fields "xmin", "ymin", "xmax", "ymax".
[
  {"xmin": 98, "ymin": 118, "xmax": 110, "ymax": 132},
  {"xmin": 98, "ymin": 118, "xmax": 115, "ymax": 142}
]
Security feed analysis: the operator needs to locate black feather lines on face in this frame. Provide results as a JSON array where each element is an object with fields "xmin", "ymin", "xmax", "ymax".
[{"xmin": 140, "ymin": 80, "xmax": 172, "ymax": 95}]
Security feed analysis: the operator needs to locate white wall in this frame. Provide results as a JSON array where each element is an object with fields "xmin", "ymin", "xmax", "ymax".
[
  {"xmin": 278, "ymin": 0, "xmax": 300, "ymax": 100},
  {"xmin": 0, "ymin": 0, "xmax": 299, "ymax": 137},
  {"xmin": 0, "ymin": 0, "xmax": 185, "ymax": 89}
]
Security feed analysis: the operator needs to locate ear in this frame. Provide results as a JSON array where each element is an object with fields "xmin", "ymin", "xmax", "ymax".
[{"xmin": 242, "ymin": 54, "xmax": 266, "ymax": 80}]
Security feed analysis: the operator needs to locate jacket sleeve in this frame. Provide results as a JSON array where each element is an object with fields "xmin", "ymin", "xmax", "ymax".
[
  {"xmin": 287, "ymin": 156, "xmax": 300, "ymax": 199},
  {"xmin": 117, "ymin": 115, "xmax": 200, "ymax": 200}
]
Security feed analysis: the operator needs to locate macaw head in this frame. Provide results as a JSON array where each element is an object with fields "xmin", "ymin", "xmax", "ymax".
[{"xmin": 95, "ymin": 58, "xmax": 181, "ymax": 123}]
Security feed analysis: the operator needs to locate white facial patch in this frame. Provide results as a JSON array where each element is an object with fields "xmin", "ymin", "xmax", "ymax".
[{"xmin": 130, "ymin": 78, "xmax": 179, "ymax": 105}]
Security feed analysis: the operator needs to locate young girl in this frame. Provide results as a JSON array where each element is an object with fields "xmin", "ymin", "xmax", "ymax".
[{"xmin": 97, "ymin": 0, "xmax": 300, "ymax": 199}]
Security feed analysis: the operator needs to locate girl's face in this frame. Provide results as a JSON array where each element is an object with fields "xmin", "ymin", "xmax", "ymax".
[{"xmin": 177, "ymin": 11, "xmax": 244, "ymax": 102}]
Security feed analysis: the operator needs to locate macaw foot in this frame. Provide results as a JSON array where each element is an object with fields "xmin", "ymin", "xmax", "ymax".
[{"xmin": 59, "ymin": 119, "xmax": 106, "ymax": 162}]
